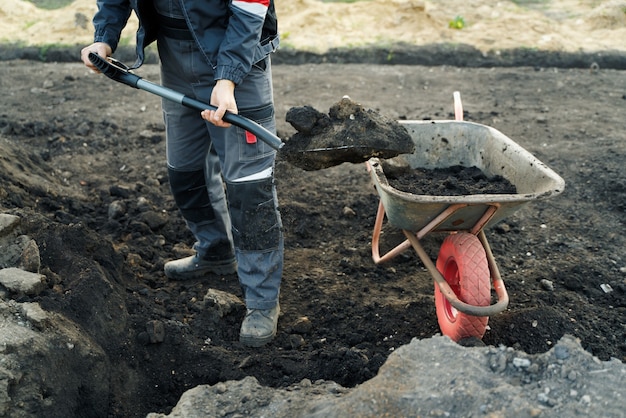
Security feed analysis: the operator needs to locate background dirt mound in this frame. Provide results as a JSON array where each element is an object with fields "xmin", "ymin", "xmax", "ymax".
[{"xmin": 1, "ymin": 0, "xmax": 626, "ymax": 54}]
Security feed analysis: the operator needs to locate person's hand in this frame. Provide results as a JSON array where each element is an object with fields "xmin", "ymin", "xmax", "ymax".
[
  {"xmin": 80, "ymin": 42, "xmax": 113, "ymax": 73},
  {"xmin": 202, "ymin": 79, "xmax": 237, "ymax": 128}
]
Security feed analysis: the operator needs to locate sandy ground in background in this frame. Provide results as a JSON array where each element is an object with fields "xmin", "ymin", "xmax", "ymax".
[{"xmin": 1, "ymin": 0, "xmax": 625, "ymax": 53}]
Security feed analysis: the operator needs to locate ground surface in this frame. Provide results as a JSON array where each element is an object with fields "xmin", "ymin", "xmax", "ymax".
[
  {"xmin": 0, "ymin": 56, "xmax": 624, "ymax": 417},
  {"xmin": 0, "ymin": 1, "xmax": 625, "ymax": 417}
]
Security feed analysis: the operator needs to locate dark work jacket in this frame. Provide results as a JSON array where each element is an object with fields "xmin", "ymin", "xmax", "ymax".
[{"xmin": 92, "ymin": 0, "xmax": 279, "ymax": 85}]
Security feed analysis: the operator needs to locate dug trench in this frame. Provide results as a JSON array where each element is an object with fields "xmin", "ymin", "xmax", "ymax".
[{"xmin": 0, "ymin": 51, "xmax": 624, "ymax": 417}]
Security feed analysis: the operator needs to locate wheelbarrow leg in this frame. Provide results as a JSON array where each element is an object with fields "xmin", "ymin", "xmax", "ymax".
[
  {"xmin": 371, "ymin": 201, "xmax": 412, "ymax": 264},
  {"xmin": 371, "ymin": 199, "xmax": 474, "ymax": 264}
]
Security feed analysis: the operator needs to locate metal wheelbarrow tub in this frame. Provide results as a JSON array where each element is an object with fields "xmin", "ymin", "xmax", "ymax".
[{"xmin": 368, "ymin": 120, "xmax": 565, "ymax": 233}]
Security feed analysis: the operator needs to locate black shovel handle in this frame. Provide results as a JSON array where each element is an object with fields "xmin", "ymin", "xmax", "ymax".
[{"xmin": 88, "ymin": 52, "xmax": 283, "ymax": 150}]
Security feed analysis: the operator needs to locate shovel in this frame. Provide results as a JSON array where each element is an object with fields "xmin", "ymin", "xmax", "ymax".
[
  {"xmin": 88, "ymin": 52, "xmax": 284, "ymax": 150},
  {"xmin": 88, "ymin": 53, "xmax": 414, "ymax": 170}
]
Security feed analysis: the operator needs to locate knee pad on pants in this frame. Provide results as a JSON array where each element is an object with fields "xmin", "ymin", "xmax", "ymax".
[
  {"xmin": 226, "ymin": 177, "xmax": 280, "ymax": 251},
  {"xmin": 168, "ymin": 168, "xmax": 215, "ymax": 223}
]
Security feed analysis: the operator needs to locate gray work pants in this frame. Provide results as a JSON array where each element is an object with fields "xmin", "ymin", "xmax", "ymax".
[{"xmin": 157, "ymin": 33, "xmax": 283, "ymax": 310}]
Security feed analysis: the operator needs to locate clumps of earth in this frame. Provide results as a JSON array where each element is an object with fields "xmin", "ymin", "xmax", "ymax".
[
  {"xmin": 281, "ymin": 96, "xmax": 415, "ymax": 171},
  {"xmin": 386, "ymin": 165, "xmax": 518, "ymax": 196}
]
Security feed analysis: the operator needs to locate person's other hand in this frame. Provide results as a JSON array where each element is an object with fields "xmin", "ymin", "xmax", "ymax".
[
  {"xmin": 80, "ymin": 42, "xmax": 112, "ymax": 73},
  {"xmin": 203, "ymin": 79, "xmax": 237, "ymax": 128}
]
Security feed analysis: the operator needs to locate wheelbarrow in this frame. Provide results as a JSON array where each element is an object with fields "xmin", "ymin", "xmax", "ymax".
[{"xmin": 366, "ymin": 92, "xmax": 565, "ymax": 341}]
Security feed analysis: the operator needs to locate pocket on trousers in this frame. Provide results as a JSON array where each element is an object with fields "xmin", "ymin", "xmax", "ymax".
[{"xmin": 237, "ymin": 103, "xmax": 277, "ymax": 161}]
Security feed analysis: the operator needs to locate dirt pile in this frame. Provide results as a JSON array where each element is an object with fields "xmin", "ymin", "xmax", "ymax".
[{"xmin": 147, "ymin": 335, "xmax": 626, "ymax": 418}]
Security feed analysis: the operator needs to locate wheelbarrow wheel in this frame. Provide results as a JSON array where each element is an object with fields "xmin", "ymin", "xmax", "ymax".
[{"xmin": 435, "ymin": 232, "xmax": 491, "ymax": 341}]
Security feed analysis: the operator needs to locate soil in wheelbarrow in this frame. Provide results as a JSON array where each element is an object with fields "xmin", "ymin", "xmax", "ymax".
[
  {"xmin": 0, "ymin": 58, "xmax": 624, "ymax": 418},
  {"xmin": 386, "ymin": 165, "xmax": 518, "ymax": 196}
]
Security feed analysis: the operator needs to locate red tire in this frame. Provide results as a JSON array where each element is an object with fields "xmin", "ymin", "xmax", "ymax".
[{"xmin": 434, "ymin": 232, "xmax": 491, "ymax": 341}]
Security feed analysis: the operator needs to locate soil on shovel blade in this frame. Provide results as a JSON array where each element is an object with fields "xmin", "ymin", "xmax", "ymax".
[
  {"xmin": 0, "ymin": 56, "xmax": 624, "ymax": 418},
  {"xmin": 280, "ymin": 97, "xmax": 415, "ymax": 171}
]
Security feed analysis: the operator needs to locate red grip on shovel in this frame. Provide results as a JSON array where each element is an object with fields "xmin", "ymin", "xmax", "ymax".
[{"xmin": 245, "ymin": 131, "xmax": 257, "ymax": 144}]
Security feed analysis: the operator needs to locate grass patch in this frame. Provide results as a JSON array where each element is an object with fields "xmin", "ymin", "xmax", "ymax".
[
  {"xmin": 38, "ymin": 43, "xmax": 60, "ymax": 60},
  {"xmin": 448, "ymin": 16, "xmax": 466, "ymax": 29},
  {"xmin": 24, "ymin": 21, "xmax": 38, "ymax": 30},
  {"xmin": 23, "ymin": 0, "xmax": 74, "ymax": 10}
]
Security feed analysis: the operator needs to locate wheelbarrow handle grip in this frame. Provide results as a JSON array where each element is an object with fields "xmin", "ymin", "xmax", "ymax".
[{"xmin": 87, "ymin": 52, "xmax": 283, "ymax": 151}]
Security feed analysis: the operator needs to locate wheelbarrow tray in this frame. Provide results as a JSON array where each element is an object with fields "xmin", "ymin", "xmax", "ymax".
[{"xmin": 368, "ymin": 120, "xmax": 565, "ymax": 232}]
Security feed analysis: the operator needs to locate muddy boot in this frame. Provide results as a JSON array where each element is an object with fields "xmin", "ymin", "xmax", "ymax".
[
  {"xmin": 239, "ymin": 304, "xmax": 280, "ymax": 347},
  {"xmin": 164, "ymin": 247, "xmax": 237, "ymax": 280}
]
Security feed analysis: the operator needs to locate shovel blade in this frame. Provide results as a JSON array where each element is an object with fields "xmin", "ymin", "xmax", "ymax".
[
  {"xmin": 279, "ymin": 97, "xmax": 415, "ymax": 171},
  {"xmin": 280, "ymin": 143, "xmax": 414, "ymax": 171}
]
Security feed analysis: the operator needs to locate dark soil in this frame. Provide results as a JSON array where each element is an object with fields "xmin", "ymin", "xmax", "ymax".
[
  {"xmin": 387, "ymin": 165, "xmax": 517, "ymax": 195},
  {"xmin": 281, "ymin": 97, "xmax": 414, "ymax": 170},
  {"xmin": 0, "ymin": 48, "xmax": 624, "ymax": 418}
]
